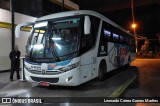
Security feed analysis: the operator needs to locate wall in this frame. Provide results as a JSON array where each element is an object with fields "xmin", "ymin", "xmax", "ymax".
[{"xmin": 0, "ymin": 8, "xmax": 37, "ymax": 71}]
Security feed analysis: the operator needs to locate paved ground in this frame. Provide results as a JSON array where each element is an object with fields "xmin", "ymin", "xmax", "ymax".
[
  {"xmin": 0, "ymin": 58, "xmax": 160, "ymax": 106},
  {"xmin": 124, "ymin": 58, "xmax": 160, "ymax": 106},
  {"xmin": 125, "ymin": 58, "xmax": 160, "ymax": 97},
  {"xmin": 0, "ymin": 68, "xmax": 137, "ymax": 98}
]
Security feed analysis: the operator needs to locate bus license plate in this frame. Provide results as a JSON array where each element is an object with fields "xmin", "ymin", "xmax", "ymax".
[{"xmin": 39, "ymin": 81, "xmax": 49, "ymax": 86}]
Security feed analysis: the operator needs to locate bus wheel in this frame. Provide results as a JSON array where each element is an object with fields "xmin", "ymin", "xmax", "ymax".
[{"xmin": 98, "ymin": 61, "xmax": 106, "ymax": 81}]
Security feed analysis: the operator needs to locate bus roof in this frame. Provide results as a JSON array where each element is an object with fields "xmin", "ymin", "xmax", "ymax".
[{"xmin": 36, "ymin": 10, "xmax": 133, "ymax": 37}]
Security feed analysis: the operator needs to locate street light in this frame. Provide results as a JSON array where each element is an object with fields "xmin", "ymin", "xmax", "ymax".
[
  {"xmin": 131, "ymin": 0, "xmax": 138, "ymax": 53},
  {"xmin": 131, "ymin": 23, "xmax": 138, "ymax": 53},
  {"xmin": 132, "ymin": 23, "xmax": 137, "ymax": 29}
]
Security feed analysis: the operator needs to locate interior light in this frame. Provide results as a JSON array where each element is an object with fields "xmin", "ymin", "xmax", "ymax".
[{"xmin": 52, "ymin": 37, "xmax": 62, "ymax": 41}]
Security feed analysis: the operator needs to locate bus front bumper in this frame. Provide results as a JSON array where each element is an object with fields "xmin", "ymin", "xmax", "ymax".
[{"xmin": 24, "ymin": 68, "xmax": 81, "ymax": 86}]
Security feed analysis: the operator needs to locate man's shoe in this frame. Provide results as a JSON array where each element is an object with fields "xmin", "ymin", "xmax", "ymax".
[
  {"xmin": 10, "ymin": 79, "xmax": 13, "ymax": 81},
  {"xmin": 17, "ymin": 77, "xmax": 21, "ymax": 80}
]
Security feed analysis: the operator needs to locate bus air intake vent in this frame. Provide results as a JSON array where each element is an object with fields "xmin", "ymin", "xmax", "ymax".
[{"xmin": 30, "ymin": 76, "xmax": 59, "ymax": 83}]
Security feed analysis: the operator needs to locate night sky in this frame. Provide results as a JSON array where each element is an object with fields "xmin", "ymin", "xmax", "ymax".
[
  {"xmin": 71, "ymin": 0, "xmax": 160, "ymax": 52},
  {"xmin": 104, "ymin": 3, "xmax": 160, "ymax": 39},
  {"xmin": 71, "ymin": 0, "xmax": 160, "ymax": 38},
  {"xmin": 102, "ymin": 3, "xmax": 160, "ymax": 51},
  {"xmin": 11, "ymin": 0, "xmax": 160, "ymax": 51},
  {"xmin": 11, "ymin": 0, "xmax": 160, "ymax": 39}
]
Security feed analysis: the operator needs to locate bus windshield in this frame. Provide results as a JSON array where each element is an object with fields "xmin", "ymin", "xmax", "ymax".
[{"xmin": 26, "ymin": 17, "xmax": 80, "ymax": 62}]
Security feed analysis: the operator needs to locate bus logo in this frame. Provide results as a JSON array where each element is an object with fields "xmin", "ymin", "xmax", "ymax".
[{"xmin": 41, "ymin": 70, "xmax": 46, "ymax": 75}]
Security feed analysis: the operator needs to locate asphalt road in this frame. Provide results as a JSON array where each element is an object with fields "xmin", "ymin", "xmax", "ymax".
[{"xmin": 125, "ymin": 58, "xmax": 160, "ymax": 97}]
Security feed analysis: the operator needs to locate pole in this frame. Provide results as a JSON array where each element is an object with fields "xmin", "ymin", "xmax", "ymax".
[
  {"xmin": 131, "ymin": 0, "xmax": 138, "ymax": 53},
  {"xmin": 131, "ymin": 0, "xmax": 135, "ymax": 23},
  {"xmin": 10, "ymin": 0, "xmax": 15, "ymax": 51},
  {"xmin": 62, "ymin": 0, "xmax": 64, "ymax": 12}
]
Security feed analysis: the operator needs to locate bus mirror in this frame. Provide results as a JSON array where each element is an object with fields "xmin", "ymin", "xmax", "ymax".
[
  {"xmin": 84, "ymin": 16, "xmax": 91, "ymax": 35},
  {"xmin": 15, "ymin": 22, "xmax": 34, "ymax": 38}
]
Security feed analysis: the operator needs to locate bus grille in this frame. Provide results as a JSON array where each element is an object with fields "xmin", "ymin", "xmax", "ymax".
[
  {"xmin": 30, "ymin": 76, "xmax": 59, "ymax": 83},
  {"xmin": 27, "ymin": 69, "xmax": 62, "ymax": 75}
]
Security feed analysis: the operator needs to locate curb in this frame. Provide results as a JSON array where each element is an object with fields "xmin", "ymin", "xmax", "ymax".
[{"xmin": 110, "ymin": 74, "xmax": 138, "ymax": 97}]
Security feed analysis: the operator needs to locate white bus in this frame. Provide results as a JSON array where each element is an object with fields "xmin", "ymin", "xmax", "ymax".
[{"xmin": 16, "ymin": 10, "xmax": 136, "ymax": 86}]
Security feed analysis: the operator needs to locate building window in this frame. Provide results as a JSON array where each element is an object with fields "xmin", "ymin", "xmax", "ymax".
[{"xmin": 0, "ymin": 0, "xmax": 10, "ymax": 10}]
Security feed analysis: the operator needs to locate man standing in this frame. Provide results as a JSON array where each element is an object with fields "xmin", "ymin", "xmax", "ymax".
[{"xmin": 9, "ymin": 45, "xmax": 21, "ymax": 81}]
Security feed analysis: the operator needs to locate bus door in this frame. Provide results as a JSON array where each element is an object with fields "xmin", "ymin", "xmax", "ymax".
[
  {"xmin": 79, "ymin": 16, "xmax": 93, "ymax": 83},
  {"xmin": 80, "ymin": 16, "xmax": 101, "ymax": 82},
  {"xmin": 80, "ymin": 52, "xmax": 93, "ymax": 83}
]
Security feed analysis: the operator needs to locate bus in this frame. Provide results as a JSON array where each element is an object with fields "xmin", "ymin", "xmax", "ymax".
[{"xmin": 16, "ymin": 10, "xmax": 136, "ymax": 86}]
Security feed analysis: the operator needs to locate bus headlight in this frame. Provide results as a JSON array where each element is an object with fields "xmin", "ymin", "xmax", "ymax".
[{"xmin": 61, "ymin": 62, "xmax": 80, "ymax": 72}]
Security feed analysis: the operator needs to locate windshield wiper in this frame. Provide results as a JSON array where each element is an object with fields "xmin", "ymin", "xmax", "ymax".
[{"xmin": 59, "ymin": 51, "xmax": 77, "ymax": 57}]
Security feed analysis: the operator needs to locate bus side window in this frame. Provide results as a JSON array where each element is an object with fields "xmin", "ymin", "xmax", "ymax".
[
  {"xmin": 128, "ymin": 37, "xmax": 132, "ymax": 46},
  {"xmin": 131, "ymin": 37, "xmax": 135, "ymax": 46},
  {"xmin": 103, "ymin": 29, "xmax": 111, "ymax": 41},
  {"xmin": 91, "ymin": 16, "xmax": 100, "ymax": 44},
  {"xmin": 102, "ymin": 22, "xmax": 112, "ymax": 42},
  {"xmin": 113, "ymin": 33, "xmax": 119, "ymax": 43},
  {"xmin": 120, "ymin": 35, "xmax": 124, "ymax": 43},
  {"xmin": 125, "ymin": 37, "xmax": 129, "ymax": 45},
  {"xmin": 124, "ymin": 37, "xmax": 127, "ymax": 45}
]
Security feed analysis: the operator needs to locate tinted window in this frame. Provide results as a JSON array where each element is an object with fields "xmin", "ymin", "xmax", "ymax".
[
  {"xmin": 103, "ymin": 29, "xmax": 111, "ymax": 41},
  {"xmin": 113, "ymin": 33, "xmax": 119, "ymax": 42},
  {"xmin": 131, "ymin": 37, "xmax": 135, "ymax": 46},
  {"xmin": 120, "ymin": 35, "xmax": 124, "ymax": 43},
  {"xmin": 125, "ymin": 37, "xmax": 129, "ymax": 45},
  {"xmin": 102, "ymin": 21, "xmax": 112, "ymax": 42}
]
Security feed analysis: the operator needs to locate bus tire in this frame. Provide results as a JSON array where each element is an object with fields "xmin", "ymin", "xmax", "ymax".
[{"xmin": 98, "ymin": 61, "xmax": 106, "ymax": 81}]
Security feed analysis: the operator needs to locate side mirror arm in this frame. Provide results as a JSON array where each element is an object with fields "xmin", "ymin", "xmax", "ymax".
[{"xmin": 15, "ymin": 22, "xmax": 34, "ymax": 38}]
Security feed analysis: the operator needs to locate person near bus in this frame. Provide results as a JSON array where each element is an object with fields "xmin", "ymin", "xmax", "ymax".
[{"xmin": 9, "ymin": 45, "xmax": 21, "ymax": 81}]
